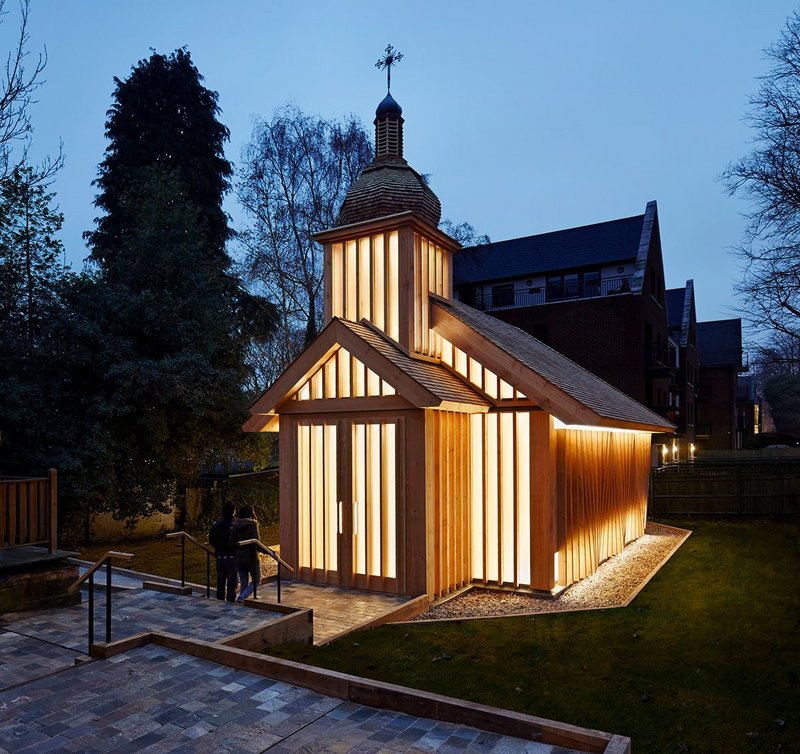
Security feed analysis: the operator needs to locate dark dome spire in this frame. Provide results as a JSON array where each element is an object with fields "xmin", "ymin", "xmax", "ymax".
[
  {"xmin": 335, "ymin": 48, "xmax": 441, "ymax": 228},
  {"xmin": 376, "ymin": 92, "xmax": 402, "ymax": 118}
]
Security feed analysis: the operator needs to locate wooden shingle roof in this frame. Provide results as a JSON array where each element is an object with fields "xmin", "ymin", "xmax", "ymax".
[
  {"xmin": 340, "ymin": 321, "xmax": 488, "ymax": 409},
  {"xmin": 431, "ymin": 295, "xmax": 673, "ymax": 432},
  {"xmin": 336, "ymin": 157, "xmax": 441, "ymax": 227}
]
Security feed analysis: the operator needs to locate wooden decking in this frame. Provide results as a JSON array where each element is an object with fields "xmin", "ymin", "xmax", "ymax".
[{"xmin": 251, "ymin": 579, "xmax": 425, "ymax": 645}]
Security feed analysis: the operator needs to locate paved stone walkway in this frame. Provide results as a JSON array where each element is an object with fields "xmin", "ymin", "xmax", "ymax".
[
  {"xmin": 0, "ymin": 645, "xmax": 584, "ymax": 753},
  {"xmin": 5, "ymin": 589, "xmax": 284, "ymax": 652},
  {"xmin": 252, "ymin": 581, "xmax": 409, "ymax": 645},
  {"xmin": 0, "ymin": 631, "xmax": 81, "ymax": 691}
]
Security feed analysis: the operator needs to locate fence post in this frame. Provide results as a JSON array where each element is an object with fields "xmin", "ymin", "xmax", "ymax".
[{"xmin": 48, "ymin": 469, "xmax": 57, "ymax": 553}]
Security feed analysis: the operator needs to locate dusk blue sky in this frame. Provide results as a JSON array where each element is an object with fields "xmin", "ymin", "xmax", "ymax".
[{"xmin": 15, "ymin": 1, "xmax": 800, "ymax": 329}]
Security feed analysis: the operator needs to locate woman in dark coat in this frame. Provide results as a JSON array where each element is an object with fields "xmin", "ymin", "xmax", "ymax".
[{"xmin": 229, "ymin": 504, "xmax": 260, "ymax": 602}]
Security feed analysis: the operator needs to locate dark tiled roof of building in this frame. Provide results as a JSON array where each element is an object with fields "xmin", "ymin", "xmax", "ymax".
[
  {"xmin": 697, "ymin": 319, "xmax": 742, "ymax": 367},
  {"xmin": 453, "ymin": 213, "xmax": 645, "ymax": 284},
  {"xmin": 432, "ymin": 296, "xmax": 673, "ymax": 430},
  {"xmin": 341, "ymin": 320, "xmax": 489, "ymax": 408},
  {"xmin": 336, "ymin": 157, "xmax": 441, "ymax": 227}
]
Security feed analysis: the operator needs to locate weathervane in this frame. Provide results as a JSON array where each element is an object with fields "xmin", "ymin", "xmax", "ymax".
[{"xmin": 375, "ymin": 44, "xmax": 403, "ymax": 93}]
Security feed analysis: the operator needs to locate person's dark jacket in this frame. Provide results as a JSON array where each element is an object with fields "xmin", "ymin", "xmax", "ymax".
[
  {"xmin": 209, "ymin": 516, "xmax": 235, "ymax": 556},
  {"xmin": 229, "ymin": 517, "xmax": 259, "ymax": 568}
]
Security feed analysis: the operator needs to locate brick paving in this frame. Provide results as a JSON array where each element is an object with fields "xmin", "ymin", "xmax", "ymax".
[
  {"xmin": 4, "ymin": 588, "xmax": 284, "ymax": 652},
  {"xmin": 0, "ymin": 645, "xmax": 584, "ymax": 753},
  {"xmin": 0, "ymin": 631, "xmax": 81, "ymax": 691}
]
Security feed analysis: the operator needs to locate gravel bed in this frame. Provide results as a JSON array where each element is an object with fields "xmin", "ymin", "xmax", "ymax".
[{"xmin": 414, "ymin": 522, "xmax": 687, "ymax": 621}]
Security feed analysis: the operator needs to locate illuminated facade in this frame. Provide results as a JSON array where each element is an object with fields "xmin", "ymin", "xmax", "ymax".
[{"xmin": 245, "ymin": 86, "xmax": 672, "ymax": 599}]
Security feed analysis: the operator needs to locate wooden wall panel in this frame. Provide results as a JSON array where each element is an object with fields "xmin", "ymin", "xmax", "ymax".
[
  {"xmin": 556, "ymin": 429, "xmax": 650, "ymax": 585},
  {"xmin": 425, "ymin": 410, "xmax": 472, "ymax": 598}
]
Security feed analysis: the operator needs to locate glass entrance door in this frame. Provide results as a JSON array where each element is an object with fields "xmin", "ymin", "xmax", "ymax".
[{"xmin": 295, "ymin": 417, "xmax": 403, "ymax": 592}]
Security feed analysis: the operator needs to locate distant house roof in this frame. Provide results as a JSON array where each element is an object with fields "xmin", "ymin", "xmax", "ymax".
[
  {"xmin": 697, "ymin": 319, "xmax": 742, "ymax": 368},
  {"xmin": 431, "ymin": 295, "xmax": 673, "ymax": 432},
  {"xmin": 453, "ymin": 213, "xmax": 646, "ymax": 285}
]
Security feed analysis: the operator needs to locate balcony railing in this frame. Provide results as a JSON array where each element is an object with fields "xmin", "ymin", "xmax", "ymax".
[{"xmin": 472, "ymin": 276, "xmax": 633, "ymax": 312}]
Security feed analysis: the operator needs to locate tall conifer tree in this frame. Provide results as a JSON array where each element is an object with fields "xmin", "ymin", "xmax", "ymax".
[{"xmin": 84, "ymin": 49, "xmax": 266, "ymax": 515}]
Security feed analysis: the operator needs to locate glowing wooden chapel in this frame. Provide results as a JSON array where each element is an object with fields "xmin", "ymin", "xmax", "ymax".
[{"xmin": 244, "ymin": 66, "xmax": 673, "ymax": 601}]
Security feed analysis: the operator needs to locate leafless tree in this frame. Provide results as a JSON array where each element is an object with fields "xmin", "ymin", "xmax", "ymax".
[
  {"xmin": 750, "ymin": 329, "xmax": 800, "ymax": 386},
  {"xmin": 236, "ymin": 105, "xmax": 372, "ymax": 376},
  {"xmin": 0, "ymin": 0, "xmax": 49, "ymax": 177},
  {"xmin": 723, "ymin": 11, "xmax": 800, "ymax": 340}
]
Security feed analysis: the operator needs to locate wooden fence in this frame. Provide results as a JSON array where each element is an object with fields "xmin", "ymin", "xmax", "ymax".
[
  {"xmin": 649, "ymin": 460, "xmax": 800, "ymax": 517},
  {"xmin": 0, "ymin": 469, "xmax": 58, "ymax": 551}
]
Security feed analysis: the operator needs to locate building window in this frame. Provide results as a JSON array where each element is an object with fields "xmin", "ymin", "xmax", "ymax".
[
  {"xmin": 491, "ymin": 283, "xmax": 514, "ymax": 308},
  {"xmin": 546, "ymin": 270, "xmax": 600, "ymax": 301}
]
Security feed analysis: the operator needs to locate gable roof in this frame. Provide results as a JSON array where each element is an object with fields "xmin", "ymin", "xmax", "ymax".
[
  {"xmin": 666, "ymin": 280, "xmax": 694, "ymax": 348},
  {"xmin": 453, "ymin": 212, "xmax": 646, "ymax": 285},
  {"xmin": 244, "ymin": 317, "xmax": 489, "ymax": 431},
  {"xmin": 697, "ymin": 319, "xmax": 742, "ymax": 368},
  {"xmin": 431, "ymin": 295, "xmax": 673, "ymax": 432}
]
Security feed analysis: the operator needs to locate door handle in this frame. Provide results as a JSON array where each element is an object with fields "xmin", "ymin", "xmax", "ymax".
[{"xmin": 338, "ymin": 501, "xmax": 343, "ymax": 535}]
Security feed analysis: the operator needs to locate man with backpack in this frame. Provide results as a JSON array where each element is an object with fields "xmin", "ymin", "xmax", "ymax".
[{"xmin": 209, "ymin": 501, "xmax": 237, "ymax": 601}]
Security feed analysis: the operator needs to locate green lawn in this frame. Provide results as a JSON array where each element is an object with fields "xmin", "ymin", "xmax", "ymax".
[
  {"xmin": 269, "ymin": 520, "xmax": 799, "ymax": 753},
  {"xmin": 77, "ymin": 522, "xmax": 280, "ymax": 586}
]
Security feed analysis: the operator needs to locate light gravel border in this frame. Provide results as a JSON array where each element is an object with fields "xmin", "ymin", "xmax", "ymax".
[{"xmin": 406, "ymin": 522, "xmax": 691, "ymax": 623}]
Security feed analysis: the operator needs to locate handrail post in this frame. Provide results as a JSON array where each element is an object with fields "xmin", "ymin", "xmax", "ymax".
[
  {"xmin": 48, "ymin": 468, "xmax": 57, "ymax": 553},
  {"xmin": 206, "ymin": 551, "xmax": 210, "ymax": 599},
  {"xmin": 180, "ymin": 534, "xmax": 186, "ymax": 588},
  {"xmin": 252, "ymin": 543, "xmax": 258, "ymax": 599},
  {"xmin": 88, "ymin": 571, "xmax": 94, "ymax": 655},
  {"xmin": 105, "ymin": 560, "xmax": 112, "ymax": 643},
  {"xmin": 277, "ymin": 563, "xmax": 281, "ymax": 604}
]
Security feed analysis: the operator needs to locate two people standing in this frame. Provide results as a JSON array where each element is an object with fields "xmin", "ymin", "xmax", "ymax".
[{"xmin": 209, "ymin": 503, "xmax": 260, "ymax": 602}]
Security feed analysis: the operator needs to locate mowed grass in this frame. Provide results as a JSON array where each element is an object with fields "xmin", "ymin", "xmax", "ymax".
[
  {"xmin": 77, "ymin": 522, "xmax": 280, "ymax": 586},
  {"xmin": 269, "ymin": 520, "xmax": 800, "ymax": 754}
]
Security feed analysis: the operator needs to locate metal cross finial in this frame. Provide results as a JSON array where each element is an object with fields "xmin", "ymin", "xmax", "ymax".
[{"xmin": 375, "ymin": 44, "xmax": 403, "ymax": 93}]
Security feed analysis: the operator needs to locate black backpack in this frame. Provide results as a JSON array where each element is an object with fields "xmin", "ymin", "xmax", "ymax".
[{"xmin": 209, "ymin": 518, "xmax": 232, "ymax": 550}]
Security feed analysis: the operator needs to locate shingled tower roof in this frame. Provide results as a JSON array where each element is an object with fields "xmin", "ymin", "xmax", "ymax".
[{"xmin": 335, "ymin": 89, "xmax": 441, "ymax": 227}]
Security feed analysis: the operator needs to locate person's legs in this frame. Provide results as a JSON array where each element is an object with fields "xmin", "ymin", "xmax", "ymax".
[
  {"xmin": 224, "ymin": 558, "xmax": 237, "ymax": 602},
  {"xmin": 237, "ymin": 566, "xmax": 250, "ymax": 601},
  {"xmin": 215, "ymin": 556, "xmax": 226, "ymax": 600}
]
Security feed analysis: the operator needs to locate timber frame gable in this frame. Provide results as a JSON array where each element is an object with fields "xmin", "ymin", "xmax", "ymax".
[{"xmin": 244, "ymin": 316, "xmax": 490, "ymax": 433}]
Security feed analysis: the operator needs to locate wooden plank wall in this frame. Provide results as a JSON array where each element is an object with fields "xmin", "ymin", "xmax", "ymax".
[
  {"xmin": 328, "ymin": 231, "xmax": 400, "ymax": 342},
  {"xmin": 426, "ymin": 410, "xmax": 471, "ymax": 597},
  {"xmin": 0, "ymin": 471, "xmax": 57, "ymax": 551},
  {"xmin": 292, "ymin": 348, "xmax": 396, "ymax": 401},
  {"xmin": 412, "ymin": 234, "xmax": 450, "ymax": 358},
  {"xmin": 556, "ymin": 430, "xmax": 650, "ymax": 586}
]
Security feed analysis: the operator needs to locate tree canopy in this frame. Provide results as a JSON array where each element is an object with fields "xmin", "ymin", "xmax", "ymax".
[
  {"xmin": 88, "ymin": 48, "xmax": 232, "ymax": 272},
  {"xmin": 724, "ymin": 11, "xmax": 800, "ymax": 340},
  {"xmin": 78, "ymin": 48, "xmax": 273, "ymax": 521},
  {"xmin": 237, "ymin": 105, "xmax": 373, "ymax": 371}
]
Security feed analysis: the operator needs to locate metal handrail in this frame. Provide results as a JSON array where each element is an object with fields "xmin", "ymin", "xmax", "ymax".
[
  {"xmin": 165, "ymin": 531, "xmax": 214, "ymax": 597},
  {"xmin": 68, "ymin": 551, "xmax": 134, "ymax": 654},
  {"xmin": 237, "ymin": 538, "xmax": 293, "ymax": 603}
]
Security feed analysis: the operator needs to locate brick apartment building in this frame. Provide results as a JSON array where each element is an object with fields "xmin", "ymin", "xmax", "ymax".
[{"xmin": 453, "ymin": 201, "xmax": 749, "ymax": 454}]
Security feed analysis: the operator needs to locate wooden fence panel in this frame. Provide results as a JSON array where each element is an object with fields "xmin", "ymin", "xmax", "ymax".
[
  {"xmin": 650, "ymin": 462, "xmax": 800, "ymax": 517},
  {"xmin": 0, "ymin": 471, "xmax": 58, "ymax": 551}
]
